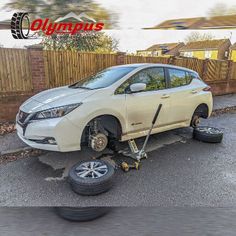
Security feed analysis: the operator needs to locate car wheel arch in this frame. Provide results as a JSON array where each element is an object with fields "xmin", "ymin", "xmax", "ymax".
[
  {"xmin": 190, "ymin": 103, "xmax": 209, "ymax": 127},
  {"xmin": 193, "ymin": 103, "xmax": 209, "ymax": 118},
  {"xmin": 81, "ymin": 114, "xmax": 124, "ymax": 144}
]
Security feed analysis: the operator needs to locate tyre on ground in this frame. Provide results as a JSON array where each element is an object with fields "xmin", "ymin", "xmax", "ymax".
[
  {"xmin": 193, "ymin": 126, "xmax": 223, "ymax": 143},
  {"xmin": 68, "ymin": 159, "xmax": 115, "ymax": 196}
]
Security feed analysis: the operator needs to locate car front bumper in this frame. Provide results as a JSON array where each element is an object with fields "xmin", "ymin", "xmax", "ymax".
[{"xmin": 16, "ymin": 116, "xmax": 82, "ymax": 152}]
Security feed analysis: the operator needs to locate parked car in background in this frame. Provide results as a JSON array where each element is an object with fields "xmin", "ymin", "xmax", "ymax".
[{"xmin": 16, "ymin": 63, "xmax": 212, "ymax": 152}]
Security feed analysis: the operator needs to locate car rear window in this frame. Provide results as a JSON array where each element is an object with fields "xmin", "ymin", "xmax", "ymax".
[{"xmin": 168, "ymin": 68, "xmax": 194, "ymax": 88}]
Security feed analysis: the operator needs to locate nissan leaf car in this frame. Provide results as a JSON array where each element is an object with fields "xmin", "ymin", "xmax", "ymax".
[{"xmin": 16, "ymin": 63, "xmax": 213, "ymax": 152}]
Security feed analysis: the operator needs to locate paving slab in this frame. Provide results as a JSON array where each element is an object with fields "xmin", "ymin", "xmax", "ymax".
[
  {"xmin": 213, "ymin": 94, "xmax": 236, "ymax": 110},
  {"xmin": 0, "ymin": 132, "xmax": 27, "ymax": 154}
]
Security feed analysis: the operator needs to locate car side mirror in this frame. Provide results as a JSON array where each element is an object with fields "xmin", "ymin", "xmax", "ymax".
[{"xmin": 129, "ymin": 83, "xmax": 146, "ymax": 93}]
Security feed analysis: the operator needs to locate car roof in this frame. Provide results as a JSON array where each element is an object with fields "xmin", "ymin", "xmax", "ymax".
[{"xmin": 111, "ymin": 63, "xmax": 198, "ymax": 74}]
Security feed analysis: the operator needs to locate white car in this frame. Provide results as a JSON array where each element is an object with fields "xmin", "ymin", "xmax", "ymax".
[{"xmin": 16, "ymin": 63, "xmax": 213, "ymax": 152}]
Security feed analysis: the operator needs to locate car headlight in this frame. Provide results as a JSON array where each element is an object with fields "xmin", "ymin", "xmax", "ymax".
[{"xmin": 32, "ymin": 103, "xmax": 82, "ymax": 120}]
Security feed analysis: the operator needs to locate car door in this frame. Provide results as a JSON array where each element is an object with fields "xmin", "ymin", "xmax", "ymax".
[
  {"xmin": 166, "ymin": 68, "xmax": 196, "ymax": 125},
  {"xmin": 116, "ymin": 67, "xmax": 171, "ymax": 135}
]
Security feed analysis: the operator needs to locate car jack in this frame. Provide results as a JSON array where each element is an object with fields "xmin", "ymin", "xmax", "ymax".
[{"xmin": 119, "ymin": 104, "xmax": 162, "ymax": 162}]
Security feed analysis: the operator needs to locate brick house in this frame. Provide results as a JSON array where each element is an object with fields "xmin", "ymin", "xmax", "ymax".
[
  {"xmin": 137, "ymin": 42, "xmax": 184, "ymax": 57},
  {"xmin": 179, "ymin": 39, "xmax": 231, "ymax": 60}
]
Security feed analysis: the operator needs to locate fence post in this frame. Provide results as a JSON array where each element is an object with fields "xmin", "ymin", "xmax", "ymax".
[
  {"xmin": 168, "ymin": 56, "xmax": 175, "ymax": 65},
  {"xmin": 116, "ymin": 52, "xmax": 126, "ymax": 65},
  {"xmin": 202, "ymin": 59, "xmax": 209, "ymax": 81},
  {"xmin": 225, "ymin": 60, "xmax": 233, "ymax": 94},
  {"xmin": 226, "ymin": 60, "xmax": 233, "ymax": 81},
  {"xmin": 27, "ymin": 44, "xmax": 47, "ymax": 93}
]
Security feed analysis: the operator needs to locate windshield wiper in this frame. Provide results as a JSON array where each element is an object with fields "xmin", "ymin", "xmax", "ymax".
[
  {"xmin": 76, "ymin": 86, "xmax": 93, "ymax": 90},
  {"xmin": 70, "ymin": 85, "xmax": 93, "ymax": 90}
]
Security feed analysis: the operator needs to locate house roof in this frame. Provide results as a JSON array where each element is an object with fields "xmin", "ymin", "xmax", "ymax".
[
  {"xmin": 145, "ymin": 14, "xmax": 236, "ymax": 30},
  {"xmin": 179, "ymin": 39, "xmax": 230, "ymax": 51},
  {"xmin": 146, "ymin": 17, "xmax": 205, "ymax": 29},
  {"xmin": 230, "ymin": 43, "xmax": 236, "ymax": 50},
  {"xmin": 201, "ymin": 15, "xmax": 236, "ymax": 29},
  {"xmin": 145, "ymin": 43, "xmax": 182, "ymax": 51},
  {"xmin": 137, "ymin": 42, "xmax": 185, "ymax": 55},
  {"xmin": 143, "ymin": 42, "xmax": 184, "ymax": 51}
]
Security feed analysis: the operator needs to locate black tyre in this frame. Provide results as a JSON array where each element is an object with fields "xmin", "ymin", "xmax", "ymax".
[
  {"xmin": 193, "ymin": 126, "xmax": 223, "ymax": 143},
  {"xmin": 11, "ymin": 12, "xmax": 30, "ymax": 39},
  {"xmin": 68, "ymin": 159, "xmax": 115, "ymax": 196},
  {"xmin": 55, "ymin": 207, "xmax": 110, "ymax": 222}
]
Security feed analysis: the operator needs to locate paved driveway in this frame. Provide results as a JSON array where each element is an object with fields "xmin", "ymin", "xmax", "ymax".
[{"xmin": 0, "ymin": 112, "xmax": 235, "ymax": 206}]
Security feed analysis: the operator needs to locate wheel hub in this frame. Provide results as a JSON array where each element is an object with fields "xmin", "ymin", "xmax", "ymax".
[
  {"xmin": 196, "ymin": 127, "xmax": 222, "ymax": 134},
  {"xmin": 75, "ymin": 161, "xmax": 108, "ymax": 179},
  {"xmin": 90, "ymin": 133, "xmax": 108, "ymax": 152},
  {"xmin": 192, "ymin": 115, "xmax": 201, "ymax": 127}
]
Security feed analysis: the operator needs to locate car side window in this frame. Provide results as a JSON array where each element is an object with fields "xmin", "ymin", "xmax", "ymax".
[
  {"xmin": 168, "ymin": 69, "xmax": 193, "ymax": 88},
  {"xmin": 190, "ymin": 72, "xmax": 199, "ymax": 80},
  {"xmin": 186, "ymin": 72, "xmax": 192, "ymax": 84},
  {"xmin": 115, "ymin": 67, "xmax": 165, "ymax": 94}
]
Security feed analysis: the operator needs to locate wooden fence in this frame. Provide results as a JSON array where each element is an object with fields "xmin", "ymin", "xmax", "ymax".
[
  {"xmin": 0, "ymin": 47, "xmax": 236, "ymax": 94},
  {"xmin": 44, "ymin": 51, "xmax": 117, "ymax": 88},
  {"xmin": 44, "ymin": 52, "xmax": 236, "ymax": 88},
  {"xmin": 0, "ymin": 48, "xmax": 32, "ymax": 93},
  {"xmin": 124, "ymin": 55, "xmax": 169, "ymax": 64}
]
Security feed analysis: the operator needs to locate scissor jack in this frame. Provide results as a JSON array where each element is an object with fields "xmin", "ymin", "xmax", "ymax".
[{"xmin": 119, "ymin": 104, "xmax": 162, "ymax": 171}]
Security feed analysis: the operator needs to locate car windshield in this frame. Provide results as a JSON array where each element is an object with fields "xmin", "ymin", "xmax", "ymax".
[{"xmin": 69, "ymin": 66, "xmax": 136, "ymax": 90}]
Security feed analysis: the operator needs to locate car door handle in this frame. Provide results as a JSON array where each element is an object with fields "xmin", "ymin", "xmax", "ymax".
[
  {"xmin": 161, "ymin": 94, "xmax": 170, "ymax": 99},
  {"xmin": 191, "ymin": 90, "xmax": 198, "ymax": 94}
]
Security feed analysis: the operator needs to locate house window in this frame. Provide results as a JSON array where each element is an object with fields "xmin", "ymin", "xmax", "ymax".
[
  {"xmin": 152, "ymin": 51, "xmax": 158, "ymax": 56},
  {"xmin": 225, "ymin": 51, "xmax": 228, "ymax": 58},
  {"xmin": 205, "ymin": 51, "xmax": 212, "ymax": 59},
  {"xmin": 184, "ymin": 51, "xmax": 193, "ymax": 58}
]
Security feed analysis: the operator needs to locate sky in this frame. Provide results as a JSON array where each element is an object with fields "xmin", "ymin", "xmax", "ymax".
[
  {"xmin": 0, "ymin": 29, "xmax": 235, "ymax": 53},
  {"xmin": 1, "ymin": 0, "xmax": 236, "ymax": 28},
  {"xmin": 0, "ymin": 0, "xmax": 236, "ymax": 51},
  {"xmin": 95, "ymin": 0, "xmax": 236, "ymax": 29}
]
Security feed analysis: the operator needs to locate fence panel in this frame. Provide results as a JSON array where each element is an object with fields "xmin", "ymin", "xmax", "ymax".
[
  {"xmin": 44, "ymin": 51, "xmax": 117, "ymax": 88},
  {"xmin": 0, "ymin": 48, "xmax": 32, "ymax": 93},
  {"xmin": 171, "ymin": 57, "xmax": 205, "ymax": 78},
  {"xmin": 124, "ymin": 55, "xmax": 169, "ymax": 64},
  {"xmin": 203, "ymin": 60, "xmax": 229, "ymax": 82}
]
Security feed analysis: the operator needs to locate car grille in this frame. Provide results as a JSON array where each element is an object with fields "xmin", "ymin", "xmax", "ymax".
[{"xmin": 18, "ymin": 110, "xmax": 29, "ymax": 124}]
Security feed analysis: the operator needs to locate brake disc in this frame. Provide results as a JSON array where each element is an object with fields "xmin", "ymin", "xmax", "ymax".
[{"xmin": 90, "ymin": 133, "xmax": 108, "ymax": 152}]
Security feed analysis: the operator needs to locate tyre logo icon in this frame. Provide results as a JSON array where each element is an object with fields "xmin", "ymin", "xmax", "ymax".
[
  {"xmin": 11, "ymin": 12, "xmax": 30, "ymax": 39},
  {"xmin": 10, "ymin": 11, "xmax": 105, "ymax": 39}
]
